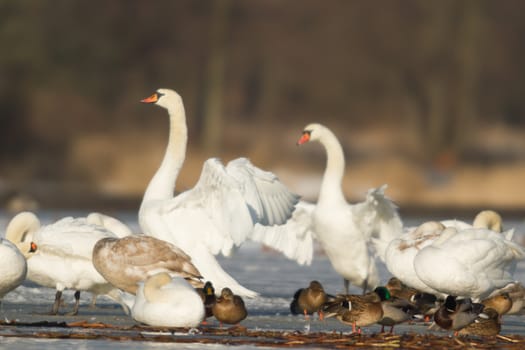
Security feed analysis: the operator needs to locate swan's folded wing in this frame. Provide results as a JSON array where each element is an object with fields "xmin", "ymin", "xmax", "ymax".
[
  {"xmin": 225, "ymin": 158, "xmax": 300, "ymax": 226},
  {"xmin": 36, "ymin": 217, "xmax": 116, "ymax": 259},
  {"xmin": 86, "ymin": 212, "xmax": 133, "ymax": 237},
  {"xmin": 250, "ymin": 200, "xmax": 315, "ymax": 265}
]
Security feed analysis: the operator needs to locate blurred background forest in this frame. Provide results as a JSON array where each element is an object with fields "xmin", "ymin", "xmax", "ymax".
[{"xmin": 1, "ymin": 0, "xmax": 525, "ymax": 216}]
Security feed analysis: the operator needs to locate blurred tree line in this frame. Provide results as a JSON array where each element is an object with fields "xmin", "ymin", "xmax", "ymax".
[{"xmin": 1, "ymin": 0, "xmax": 525, "ymax": 201}]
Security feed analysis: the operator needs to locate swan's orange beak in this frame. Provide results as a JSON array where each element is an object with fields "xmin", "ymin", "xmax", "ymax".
[
  {"xmin": 141, "ymin": 93, "xmax": 158, "ymax": 103},
  {"xmin": 29, "ymin": 242, "xmax": 37, "ymax": 253},
  {"xmin": 297, "ymin": 132, "xmax": 310, "ymax": 145}
]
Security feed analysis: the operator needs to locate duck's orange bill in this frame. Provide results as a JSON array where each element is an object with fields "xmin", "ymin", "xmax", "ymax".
[
  {"xmin": 297, "ymin": 132, "xmax": 310, "ymax": 145},
  {"xmin": 140, "ymin": 93, "xmax": 158, "ymax": 103}
]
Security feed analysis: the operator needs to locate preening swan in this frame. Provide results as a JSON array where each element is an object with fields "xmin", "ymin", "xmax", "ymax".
[
  {"xmin": 93, "ymin": 235, "xmax": 203, "ymax": 294},
  {"xmin": 0, "ymin": 238, "xmax": 27, "ymax": 303},
  {"xmin": 86, "ymin": 212, "xmax": 134, "ymax": 237},
  {"xmin": 385, "ymin": 210, "xmax": 518, "ymax": 299},
  {"xmin": 138, "ymin": 89, "xmax": 299, "ymax": 297},
  {"xmin": 6, "ymin": 211, "xmax": 122, "ymax": 315},
  {"xmin": 282, "ymin": 123, "xmax": 402, "ymax": 293},
  {"xmin": 131, "ymin": 272, "xmax": 205, "ymax": 327}
]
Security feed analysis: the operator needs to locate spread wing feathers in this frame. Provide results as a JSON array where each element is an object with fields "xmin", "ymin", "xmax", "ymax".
[
  {"xmin": 250, "ymin": 200, "xmax": 315, "ymax": 265},
  {"xmin": 352, "ymin": 185, "xmax": 403, "ymax": 261},
  {"xmin": 157, "ymin": 158, "xmax": 299, "ymax": 256},
  {"xmin": 36, "ymin": 217, "xmax": 116, "ymax": 260},
  {"xmin": 225, "ymin": 157, "xmax": 300, "ymax": 225}
]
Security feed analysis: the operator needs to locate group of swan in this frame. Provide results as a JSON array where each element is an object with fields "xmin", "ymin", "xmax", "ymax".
[
  {"xmin": 385, "ymin": 210, "xmax": 525, "ymax": 300},
  {"xmin": 2, "ymin": 87, "xmax": 524, "ymax": 327}
]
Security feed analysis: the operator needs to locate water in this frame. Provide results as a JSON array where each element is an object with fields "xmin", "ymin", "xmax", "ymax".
[{"xmin": 1, "ymin": 210, "xmax": 525, "ymax": 348}]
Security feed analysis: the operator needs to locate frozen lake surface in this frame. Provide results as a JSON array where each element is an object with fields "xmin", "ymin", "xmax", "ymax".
[{"xmin": 1, "ymin": 210, "xmax": 525, "ymax": 349}]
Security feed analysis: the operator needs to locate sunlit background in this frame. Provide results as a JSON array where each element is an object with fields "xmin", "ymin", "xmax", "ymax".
[{"xmin": 1, "ymin": 0, "xmax": 525, "ymax": 216}]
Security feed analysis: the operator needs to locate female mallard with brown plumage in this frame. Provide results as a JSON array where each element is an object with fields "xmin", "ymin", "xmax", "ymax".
[
  {"xmin": 290, "ymin": 280, "xmax": 328, "ymax": 320},
  {"xmin": 482, "ymin": 292, "xmax": 512, "ymax": 317},
  {"xmin": 212, "ymin": 287, "xmax": 247, "ymax": 326},
  {"xmin": 458, "ymin": 308, "xmax": 501, "ymax": 336},
  {"xmin": 322, "ymin": 287, "xmax": 385, "ymax": 333}
]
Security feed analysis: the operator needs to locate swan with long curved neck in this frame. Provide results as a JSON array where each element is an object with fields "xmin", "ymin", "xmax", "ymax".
[
  {"xmin": 0, "ymin": 237, "xmax": 27, "ymax": 303},
  {"xmin": 138, "ymin": 88, "xmax": 299, "ymax": 297},
  {"xmin": 6, "ymin": 211, "xmax": 123, "ymax": 315},
  {"xmin": 292, "ymin": 123, "xmax": 402, "ymax": 293}
]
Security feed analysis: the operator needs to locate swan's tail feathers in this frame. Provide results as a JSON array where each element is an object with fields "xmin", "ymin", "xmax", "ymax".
[
  {"xmin": 355, "ymin": 185, "xmax": 403, "ymax": 262},
  {"xmin": 250, "ymin": 200, "xmax": 315, "ymax": 266}
]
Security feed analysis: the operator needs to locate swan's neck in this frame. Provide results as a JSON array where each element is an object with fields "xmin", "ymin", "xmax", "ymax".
[
  {"xmin": 140, "ymin": 101, "xmax": 188, "ymax": 209},
  {"xmin": 318, "ymin": 132, "xmax": 347, "ymax": 205}
]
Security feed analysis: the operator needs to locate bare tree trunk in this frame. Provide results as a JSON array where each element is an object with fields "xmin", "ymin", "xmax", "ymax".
[{"xmin": 201, "ymin": 0, "xmax": 232, "ymax": 152}]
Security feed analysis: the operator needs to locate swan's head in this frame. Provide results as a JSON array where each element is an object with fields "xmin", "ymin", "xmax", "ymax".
[
  {"xmin": 297, "ymin": 123, "xmax": 329, "ymax": 145},
  {"xmin": 140, "ymin": 88, "xmax": 183, "ymax": 111},
  {"xmin": 5, "ymin": 211, "xmax": 40, "ymax": 258}
]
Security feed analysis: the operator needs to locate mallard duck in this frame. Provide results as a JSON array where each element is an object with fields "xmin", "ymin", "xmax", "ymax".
[
  {"xmin": 290, "ymin": 280, "xmax": 328, "ymax": 320},
  {"xmin": 433, "ymin": 295, "xmax": 484, "ymax": 335},
  {"xmin": 212, "ymin": 287, "xmax": 247, "ymax": 326},
  {"xmin": 385, "ymin": 277, "xmax": 438, "ymax": 321},
  {"xmin": 323, "ymin": 288, "xmax": 384, "ymax": 333},
  {"xmin": 458, "ymin": 308, "xmax": 501, "ymax": 336},
  {"xmin": 197, "ymin": 281, "xmax": 216, "ymax": 321},
  {"xmin": 482, "ymin": 292, "xmax": 512, "ymax": 316},
  {"xmin": 374, "ymin": 286, "xmax": 420, "ymax": 333},
  {"xmin": 496, "ymin": 282, "xmax": 524, "ymax": 315}
]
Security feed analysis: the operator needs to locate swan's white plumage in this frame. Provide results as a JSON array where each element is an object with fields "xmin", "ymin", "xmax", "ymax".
[
  {"xmin": 414, "ymin": 226, "xmax": 525, "ymax": 300},
  {"xmin": 131, "ymin": 273, "xmax": 205, "ymax": 327},
  {"xmin": 0, "ymin": 238, "xmax": 27, "ymax": 300},
  {"xmin": 138, "ymin": 89, "xmax": 299, "ymax": 297},
  {"xmin": 285, "ymin": 123, "xmax": 403, "ymax": 292},
  {"xmin": 385, "ymin": 210, "xmax": 516, "ymax": 298},
  {"xmin": 6, "ymin": 212, "xmax": 121, "ymax": 301},
  {"xmin": 86, "ymin": 212, "xmax": 133, "ymax": 237}
]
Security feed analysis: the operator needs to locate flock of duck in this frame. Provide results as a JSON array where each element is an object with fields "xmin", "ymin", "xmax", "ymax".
[{"xmin": 0, "ymin": 88, "xmax": 524, "ymax": 336}]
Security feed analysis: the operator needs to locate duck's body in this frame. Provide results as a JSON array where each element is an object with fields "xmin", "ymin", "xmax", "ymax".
[
  {"xmin": 458, "ymin": 308, "xmax": 501, "ymax": 336},
  {"xmin": 290, "ymin": 280, "xmax": 328, "ymax": 319},
  {"xmin": 138, "ymin": 89, "xmax": 299, "ymax": 298},
  {"xmin": 0, "ymin": 238, "xmax": 27, "ymax": 302},
  {"xmin": 433, "ymin": 296, "xmax": 484, "ymax": 333},
  {"xmin": 131, "ymin": 273, "xmax": 205, "ymax": 327},
  {"xmin": 375, "ymin": 287, "xmax": 419, "ymax": 333},
  {"xmin": 414, "ymin": 226, "xmax": 524, "ymax": 300},
  {"xmin": 323, "ymin": 289, "xmax": 384, "ymax": 333},
  {"xmin": 293, "ymin": 123, "xmax": 402, "ymax": 293},
  {"xmin": 212, "ymin": 287, "xmax": 247, "ymax": 325},
  {"xmin": 5, "ymin": 212, "xmax": 120, "ymax": 315},
  {"xmin": 93, "ymin": 235, "xmax": 203, "ymax": 294}
]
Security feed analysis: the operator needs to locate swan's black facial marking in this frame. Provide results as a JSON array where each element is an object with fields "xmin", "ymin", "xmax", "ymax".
[{"xmin": 156, "ymin": 91, "xmax": 165, "ymax": 99}]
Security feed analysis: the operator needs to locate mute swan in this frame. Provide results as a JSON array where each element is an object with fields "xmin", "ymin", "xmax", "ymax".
[
  {"xmin": 131, "ymin": 272, "xmax": 205, "ymax": 327},
  {"xmin": 384, "ymin": 210, "xmax": 508, "ymax": 297},
  {"xmin": 212, "ymin": 287, "xmax": 248, "ymax": 326},
  {"xmin": 288, "ymin": 123, "xmax": 402, "ymax": 293},
  {"xmin": 138, "ymin": 89, "xmax": 299, "ymax": 298},
  {"xmin": 0, "ymin": 238, "xmax": 27, "ymax": 303},
  {"xmin": 414, "ymin": 225, "xmax": 525, "ymax": 300},
  {"xmin": 5, "ymin": 211, "xmax": 121, "ymax": 315},
  {"xmin": 93, "ymin": 235, "xmax": 203, "ymax": 294}
]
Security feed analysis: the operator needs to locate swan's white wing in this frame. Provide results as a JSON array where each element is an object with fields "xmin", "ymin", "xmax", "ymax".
[
  {"xmin": 225, "ymin": 158, "xmax": 300, "ymax": 226},
  {"xmin": 352, "ymin": 185, "xmax": 403, "ymax": 261},
  {"xmin": 35, "ymin": 217, "xmax": 116, "ymax": 260},
  {"xmin": 251, "ymin": 200, "xmax": 315, "ymax": 265},
  {"xmin": 154, "ymin": 158, "xmax": 299, "ymax": 256}
]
